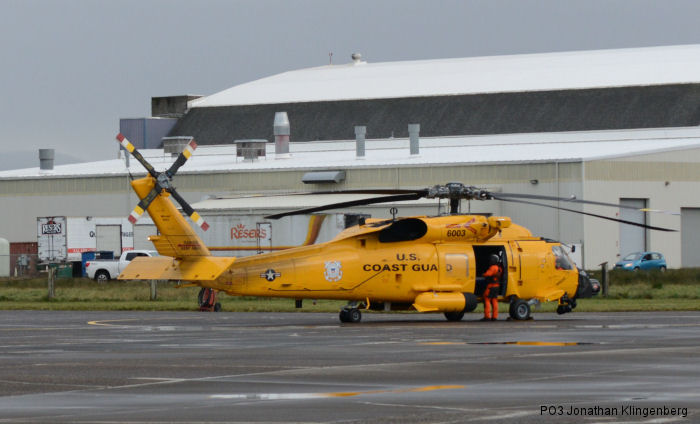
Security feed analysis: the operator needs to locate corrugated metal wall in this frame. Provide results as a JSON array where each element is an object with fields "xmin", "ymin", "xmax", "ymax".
[{"xmin": 4, "ymin": 154, "xmax": 700, "ymax": 269}]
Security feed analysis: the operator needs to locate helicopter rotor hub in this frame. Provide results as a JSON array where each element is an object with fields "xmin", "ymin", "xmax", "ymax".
[{"xmin": 156, "ymin": 173, "xmax": 172, "ymax": 191}]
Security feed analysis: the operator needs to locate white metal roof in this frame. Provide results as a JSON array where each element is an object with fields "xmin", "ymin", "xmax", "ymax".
[
  {"xmin": 192, "ymin": 44, "xmax": 700, "ymax": 107},
  {"xmin": 3, "ymin": 127, "xmax": 700, "ymax": 180}
]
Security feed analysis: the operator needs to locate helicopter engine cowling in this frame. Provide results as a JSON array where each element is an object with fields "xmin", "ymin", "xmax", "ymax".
[{"xmin": 413, "ymin": 292, "xmax": 468, "ymax": 313}]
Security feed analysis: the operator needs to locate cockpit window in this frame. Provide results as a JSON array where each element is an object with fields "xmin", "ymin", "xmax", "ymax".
[{"xmin": 552, "ymin": 245, "xmax": 574, "ymax": 270}]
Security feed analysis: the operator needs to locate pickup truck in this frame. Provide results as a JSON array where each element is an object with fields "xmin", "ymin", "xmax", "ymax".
[{"xmin": 86, "ymin": 250, "xmax": 158, "ymax": 282}]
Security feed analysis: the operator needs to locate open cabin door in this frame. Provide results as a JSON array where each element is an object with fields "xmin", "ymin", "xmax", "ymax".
[{"xmin": 473, "ymin": 245, "xmax": 508, "ymax": 297}]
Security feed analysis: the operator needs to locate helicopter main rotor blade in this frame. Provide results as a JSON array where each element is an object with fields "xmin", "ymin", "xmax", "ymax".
[
  {"xmin": 496, "ymin": 192, "xmax": 679, "ymax": 214},
  {"xmin": 116, "ymin": 133, "xmax": 158, "ymax": 178},
  {"xmin": 310, "ymin": 189, "xmax": 429, "ymax": 196},
  {"xmin": 168, "ymin": 188, "xmax": 210, "ymax": 231},
  {"xmin": 165, "ymin": 139, "xmax": 198, "ymax": 178},
  {"xmin": 492, "ymin": 196, "xmax": 676, "ymax": 232},
  {"xmin": 208, "ymin": 189, "xmax": 428, "ymax": 201},
  {"xmin": 265, "ymin": 193, "xmax": 425, "ymax": 220}
]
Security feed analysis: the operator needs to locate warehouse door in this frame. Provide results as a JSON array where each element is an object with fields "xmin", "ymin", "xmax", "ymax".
[
  {"xmin": 133, "ymin": 225, "xmax": 157, "ymax": 251},
  {"xmin": 96, "ymin": 225, "xmax": 122, "ymax": 258},
  {"xmin": 681, "ymin": 208, "xmax": 700, "ymax": 267},
  {"xmin": 619, "ymin": 198, "xmax": 647, "ymax": 257}
]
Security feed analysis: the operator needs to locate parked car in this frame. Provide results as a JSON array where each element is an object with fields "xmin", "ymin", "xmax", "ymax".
[
  {"xmin": 85, "ymin": 250, "xmax": 158, "ymax": 281},
  {"xmin": 614, "ymin": 251, "xmax": 667, "ymax": 271}
]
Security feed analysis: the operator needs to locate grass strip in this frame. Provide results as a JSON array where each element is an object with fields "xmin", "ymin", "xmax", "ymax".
[{"xmin": 1, "ymin": 275, "xmax": 699, "ymax": 312}]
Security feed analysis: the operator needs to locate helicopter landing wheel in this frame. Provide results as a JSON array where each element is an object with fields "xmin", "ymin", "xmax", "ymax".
[
  {"xmin": 509, "ymin": 299, "xmax": 531, "ymax": 320},
  {"xmin": 444, "ymin": 311, "xmax": 465, "ymax": 321},
  {"xmin": 339, "ymin": 308, "xmax": 362, "ymax": 323}
]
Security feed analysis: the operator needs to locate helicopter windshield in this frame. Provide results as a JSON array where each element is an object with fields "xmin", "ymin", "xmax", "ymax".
[{"xmin": 552, "ymin": 245, "xmax": 574, "ymax": 270}]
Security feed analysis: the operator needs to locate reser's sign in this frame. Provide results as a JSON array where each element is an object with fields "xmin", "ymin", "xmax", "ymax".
[{"xmin": 230, "ymin": 224, "xmax": 267, "ymax": 240}]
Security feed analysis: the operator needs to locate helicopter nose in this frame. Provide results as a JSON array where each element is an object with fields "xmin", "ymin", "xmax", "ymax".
[{"xmin": 576, "ymin": 269, "xmax": 598, "ymax": 298}]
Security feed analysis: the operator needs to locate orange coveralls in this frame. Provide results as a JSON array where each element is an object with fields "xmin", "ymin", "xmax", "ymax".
[{"xmin": 482, "ymin": 264, "xmax": 502, "ymax": 319}]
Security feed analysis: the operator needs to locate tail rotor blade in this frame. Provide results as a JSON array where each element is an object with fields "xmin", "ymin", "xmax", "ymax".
[
  {"xmin": 128, "ymin": 187, "xmax": 161, "ymax": 224},
  {"xmin": 116, "ymin": 133, "xmax": 158, "ymax": 178},
  {"xmin": 168, "ymin": 189, "xmax": 210, "ymax": 231},
  {"xmin": 127, "ymin": 205, "xmax": 144, "ymax": 224},
  {"xmin": 166, "ymin": 139, "xmax": 198, "ymax": 177}
]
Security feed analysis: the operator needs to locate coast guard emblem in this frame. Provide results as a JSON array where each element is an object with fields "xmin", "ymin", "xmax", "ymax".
[{"xmin": 324, "ymin": 261, "xmax": 343, "ymax": 282}]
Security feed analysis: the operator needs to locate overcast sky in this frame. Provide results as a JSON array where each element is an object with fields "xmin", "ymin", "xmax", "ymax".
[{"xmin": 2, "ymin": 0, "xmax": 700, "ymax": 170}]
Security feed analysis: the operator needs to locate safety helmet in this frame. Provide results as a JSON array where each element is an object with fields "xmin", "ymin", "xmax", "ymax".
[{"xmin": 489, "ymin": 254, "xmax": 500, "ymax": 265}]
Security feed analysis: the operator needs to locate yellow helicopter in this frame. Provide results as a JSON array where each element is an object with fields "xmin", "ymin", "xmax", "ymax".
[{"xmin": 115, "ymin": 134, "xmax": 674, "ymax": 322}]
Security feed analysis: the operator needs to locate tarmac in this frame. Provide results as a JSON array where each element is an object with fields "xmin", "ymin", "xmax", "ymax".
[{"xmin": 0, "ymin": 310, "xmax": 698, "ymax": 423}]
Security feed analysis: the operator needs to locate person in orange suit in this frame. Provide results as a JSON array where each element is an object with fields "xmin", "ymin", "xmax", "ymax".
[{"xmin": 482, "ymin": 254, "xmax": 503, "ymax": 321}]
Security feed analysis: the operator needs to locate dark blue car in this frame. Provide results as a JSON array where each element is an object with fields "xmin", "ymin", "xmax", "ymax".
[{"xmin": 614, "ymin": 251, "xmax": 667, "ymax": 271}]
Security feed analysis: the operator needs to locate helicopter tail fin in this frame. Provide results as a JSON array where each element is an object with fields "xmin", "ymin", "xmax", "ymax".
[{"xmin": 131, "ymin": 176, "xmax": 211, "ymax": 258}]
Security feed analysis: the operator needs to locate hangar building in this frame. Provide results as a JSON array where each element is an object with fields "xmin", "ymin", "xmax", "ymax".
[
  {"xmin": 167, "ymin": 45, "xmax": 700, "ymax": 144},
  {"xmin": 2, "ymin": 45, "xmax": 700, "ymax": 270}
]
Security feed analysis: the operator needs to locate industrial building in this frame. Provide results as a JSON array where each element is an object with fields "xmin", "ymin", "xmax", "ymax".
[{"xmin": 2, "ymin": 44, "xmax": 700, "ymax": 271}]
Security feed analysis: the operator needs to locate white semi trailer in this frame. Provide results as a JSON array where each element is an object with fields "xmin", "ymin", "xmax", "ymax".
[{"xmin": 37, "ymin": 216, "xmax": 157, "ymax": 264}]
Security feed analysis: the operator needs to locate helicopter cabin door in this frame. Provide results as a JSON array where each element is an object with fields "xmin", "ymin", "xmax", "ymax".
[{"xmin": 436, "ymin": 245, "xmax": 475, "ymax": 293}]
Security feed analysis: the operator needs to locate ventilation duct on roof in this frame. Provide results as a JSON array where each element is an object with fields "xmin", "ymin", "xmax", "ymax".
[
  {"xmin": 351, "ymin": 53, "xmax": 366, "ymax": 65},
  {"xmin": 162, "ymin": 136, "xmax": 193, "ymax": 157},
  {"xmin": 409, "ymin": 123, "xmax": 420, "ymax": 156},
  {"xmin": 274, "ymin": 111, "xmax": 290, "ymax": 159},
  {"xmin": 39, "ymin": 149, "xmax": 54, "ymax": 170},
  {"xmin": 355, "ymin": 126, "xmax": 366, "ymax": 159},
  {"xmin": 235, "ymin": 139, "xmax": 267, "ymax": 161}
]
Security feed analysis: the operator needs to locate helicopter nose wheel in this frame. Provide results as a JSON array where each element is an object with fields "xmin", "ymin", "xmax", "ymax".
[{"xmin": 556, "ymin": 294, "xmax": 576, "ymax": 315}]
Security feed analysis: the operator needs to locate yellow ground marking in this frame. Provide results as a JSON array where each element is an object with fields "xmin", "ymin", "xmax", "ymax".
[{"xmin": 326, "ymin": 385, "xmax": 464, "ymax": 397}]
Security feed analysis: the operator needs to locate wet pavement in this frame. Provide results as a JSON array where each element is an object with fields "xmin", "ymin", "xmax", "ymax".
[{"xmin": 0, "ymin": 310, "xmax": 697, "ymax": 423}]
